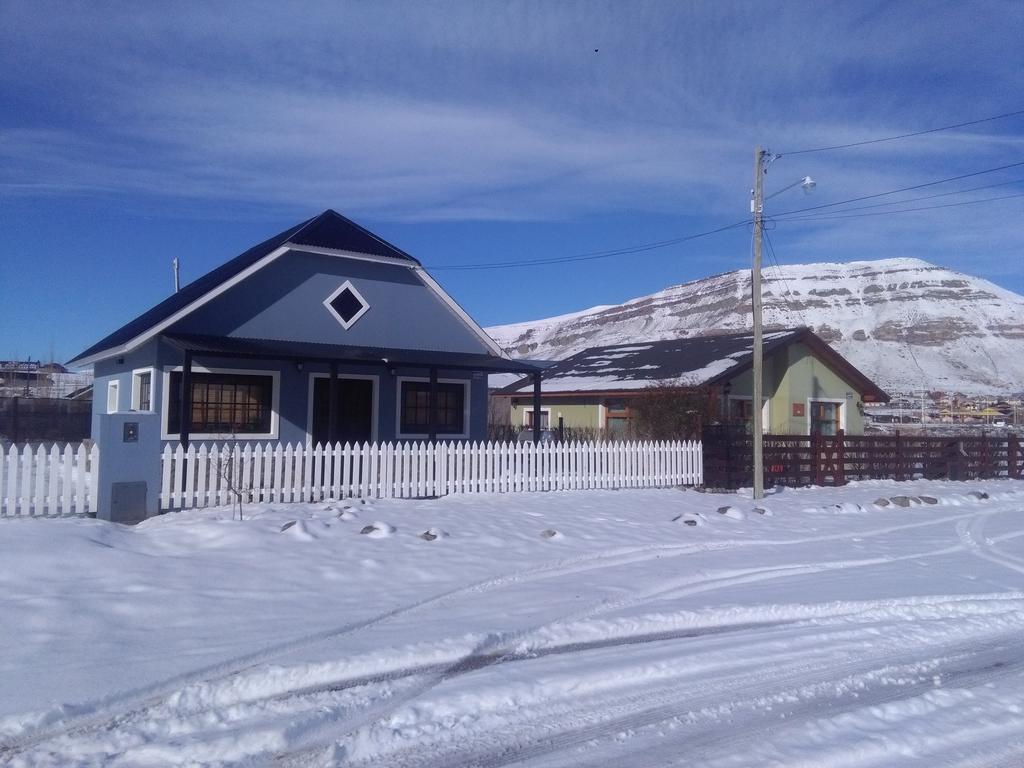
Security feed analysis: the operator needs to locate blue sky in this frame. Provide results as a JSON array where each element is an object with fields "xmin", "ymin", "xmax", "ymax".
[{"xmin": 2, "ymin": 1, "xmax": 1023, "ymax": 364}]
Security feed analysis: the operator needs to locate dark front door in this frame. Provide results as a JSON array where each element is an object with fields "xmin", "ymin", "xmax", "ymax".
[{"xmin": 311, "ymin": 377, "xmax": 374, "ymax": 446}]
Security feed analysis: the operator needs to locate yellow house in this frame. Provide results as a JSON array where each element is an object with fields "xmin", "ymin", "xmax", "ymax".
[{"xmin": 494, "ymin": 328, "xmax": 889, "ymax": 437}]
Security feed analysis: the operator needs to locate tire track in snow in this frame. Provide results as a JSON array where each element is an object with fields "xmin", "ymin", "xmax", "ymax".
[
  {"xmin": 957, "ymin": 513, "xmax": 1024, "ymax": 577},
  {"xmin": 2, "ymin": 501, "xmax": 1001, "ymax": 758},
  {"xmin": 350, "ymin": 636, "xmax": 1024, "ymax": 768},
  {"xmin": 550, "ymin": 641, "xmax": 1024, "ymax": 768},
  {"xmin": 267, "ymin": 543, "xmax": 998, "ymax": 767}
]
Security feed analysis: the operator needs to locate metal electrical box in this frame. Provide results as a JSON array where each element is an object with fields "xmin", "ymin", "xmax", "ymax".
[{"xmin": 110, "ymin": 481, "xmax": 147, "ymax": 524}]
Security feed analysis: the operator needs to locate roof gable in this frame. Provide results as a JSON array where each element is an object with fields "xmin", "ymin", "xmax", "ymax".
[
  {"xmin": 166, "ymin": 248, "xmax": 495, "ymax": 355},
  {"xmin": 69, "ymin": 210, "xmax": 427, "ymax": 365}
]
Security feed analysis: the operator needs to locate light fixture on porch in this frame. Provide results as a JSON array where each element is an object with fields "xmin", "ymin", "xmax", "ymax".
[{"xmin": 295, "ymin": 361, "xmax": 304, "ymax": 372}]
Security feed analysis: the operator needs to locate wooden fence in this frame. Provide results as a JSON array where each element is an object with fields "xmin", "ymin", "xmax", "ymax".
[
  {"xmin": 160, "ymin": 440, "xmax": 704, "ymax": 510},
  {"xmin": 0, "ymin": 443, "xmax": 99, "ymax": 517},
  {"xmin": 0, "ymin": 396, "xmax": 92, "ymax": 444},
  {"xmin": 703, "ymin": 426, "xmax": 1023, "ymax": 489}
]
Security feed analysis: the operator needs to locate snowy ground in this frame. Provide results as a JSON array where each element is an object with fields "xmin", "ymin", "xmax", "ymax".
[{"xmin": 3, "ymin": 479, "xmax": 1024, "ymax": 766}]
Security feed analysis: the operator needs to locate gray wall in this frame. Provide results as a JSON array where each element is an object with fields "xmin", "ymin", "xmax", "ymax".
[
  {"xmin": 171, "ymin": 250, "xmax": 489, "ymax": 353},
  {"xmin": 93, "ymin": 338, "xmax": 488, "ymax": 445},
  {"xmin": 89, "ymin": 249, "xmax": 496, "ymax": 447}
]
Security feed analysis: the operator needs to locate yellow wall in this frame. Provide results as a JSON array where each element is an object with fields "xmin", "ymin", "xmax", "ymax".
[
  {"xmin": 509, "ymin": 397, "xmax": 604, "ymax": 428},
  {"xmin": 500, "ymin": 341, "xmax": 869, "ymax": 435},
  {"xmin": 769, "ymin": 342, "xmax": 865, "ymax": 434}
]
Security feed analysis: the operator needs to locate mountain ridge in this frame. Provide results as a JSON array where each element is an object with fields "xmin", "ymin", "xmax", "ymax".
[{"xmin": 486, "ymin": 258, "xmax": 1024, "ymax": 395}]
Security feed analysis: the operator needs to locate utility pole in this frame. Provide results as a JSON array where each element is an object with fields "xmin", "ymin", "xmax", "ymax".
[
  {"xmin": 173, "ymin": 257, "xmax": 181, "ymax": 293},
  {"xmin": 751, "ymin": 146, "xmax": 766, "ymax": 500}
]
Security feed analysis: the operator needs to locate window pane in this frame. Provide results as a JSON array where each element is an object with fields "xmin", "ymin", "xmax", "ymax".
[
  {"xmin": 136, "ymin": 372, "xmax": 152, "ymax": 411},
  {"xmin": 168, "ymin": 372, "xmax": 273, "ymax": 434},
  {"xmin": 400, "ymin": 381, "xmax": 465, "ymax": 434}
]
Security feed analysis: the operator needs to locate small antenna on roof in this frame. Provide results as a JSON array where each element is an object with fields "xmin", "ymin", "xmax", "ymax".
[{"xmin": 172, "ymin": 257, "xmax": 180, "ymax": 293}]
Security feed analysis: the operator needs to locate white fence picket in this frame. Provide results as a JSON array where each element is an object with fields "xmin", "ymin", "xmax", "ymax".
[{"xmin": 1, "ymin": 438, "xmax": 702, "ymax": 518}]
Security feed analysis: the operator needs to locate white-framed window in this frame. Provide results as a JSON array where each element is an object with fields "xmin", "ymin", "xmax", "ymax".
[
  {"xmin": 396, "ymin": 376, "xmax": 471, "ymax": 439},
  {"xmin": 323, "ymin": 280, "xmax": 370, "ymax": 330},
  {"xmin": 160, "ymin": 366, "xmax": 281, "ymax": 440},
  {"xmin": 808, "ymin": 398, "xmax": 846, "ymax": 436},
  {"xmin": 131, "ymin": 367, "xmax": 155, "ymax": 411},
  {"xmin": 106, "ymin": 381, "xmax": 119, "ymax": 414},
  {"xmin": 522, "ymin": 407, "xmax": 550, "ymax": 428}
]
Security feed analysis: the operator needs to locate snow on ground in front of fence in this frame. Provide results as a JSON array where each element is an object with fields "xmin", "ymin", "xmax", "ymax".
[{"xmin": 3, "ymin": 479, "xmax": 1024, "ymax": 766}]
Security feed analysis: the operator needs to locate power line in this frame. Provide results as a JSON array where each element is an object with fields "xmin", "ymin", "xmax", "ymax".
[
  {"xmin": 774, "ymin": 191, "xmax": 1024, "ymax": 223},
  {"xmin": 777, "ymin": 177, "xmax": 1024, "ymax": 216},
  {"xmin": 771, "ymin": 160, "xmax": 1024, "ymax": 218},
  {"xmin": 427, "ymin": 161, "xmax": 1024, "ymax": 272},
  {"xmin": 427, "ymin": 219, "xmax": 749, "ymax": 271},
  {"xmin": 763, "ymin": 230, "xmax": 806, "ymax": 329},
  {"xmin": 781, "ymin": 108, "xmax": 1024, "ymax": 156}
]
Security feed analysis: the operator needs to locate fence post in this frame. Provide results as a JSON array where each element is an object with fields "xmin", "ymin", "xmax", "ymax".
[
  {"xmin": 836, "ymin": 429, "xmax": 845, "ymax": 485},
  {"xmin": 983, "ymin": 431, "xmax": 994, "ymax": 478},
  {"xmin": 11, "ymin": 396, "xmax": 19, "ymax": 445}
]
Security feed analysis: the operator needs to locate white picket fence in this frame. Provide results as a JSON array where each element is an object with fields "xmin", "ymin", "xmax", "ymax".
[
  {"xmin": 0, "ymin": 443, "xmax": 100, "ymax": 518},
  {"xmin": 160, "ymin": 440, "xmax": 703, "ymax": 510}
]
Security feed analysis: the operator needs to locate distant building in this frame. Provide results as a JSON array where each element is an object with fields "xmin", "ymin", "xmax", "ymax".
[{"xmin": 494, "ymin": 328, "xmax": 889, "ymax": 437}]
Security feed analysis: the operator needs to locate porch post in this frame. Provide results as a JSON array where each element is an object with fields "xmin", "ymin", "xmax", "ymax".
[
  {"xmin": 428, "ymin": 367, "xmax": 439, "ymax": 443},
  {"xmin": 328, "ymin": 360, "xmax": 338, "ymax": 445},
  {"xmin": 179, "ymin": 349, "xmax": 193, "ymax": 448},
  {"xmin": 532, "ymin": 372, "xmax": 542, "ymax": 444}
]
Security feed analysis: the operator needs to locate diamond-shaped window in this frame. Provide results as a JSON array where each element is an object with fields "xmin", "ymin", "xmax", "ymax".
[{"xmin": 323, "ymin": 281, "xmax": 369, "ymax": 329}]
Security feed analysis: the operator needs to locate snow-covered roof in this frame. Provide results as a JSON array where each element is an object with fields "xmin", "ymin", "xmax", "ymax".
[{"xmin": 498, "ymin": 328, "xmax": 889, "ymax": 401}]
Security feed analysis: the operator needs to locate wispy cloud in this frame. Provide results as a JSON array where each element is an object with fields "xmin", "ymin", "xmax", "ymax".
[{"xmin": 1, "ymin": 1, "xmax": 1022, "ymax": 253}]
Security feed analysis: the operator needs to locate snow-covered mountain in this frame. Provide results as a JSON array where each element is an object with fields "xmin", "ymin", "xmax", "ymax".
[{"xmin": 486, "ymin": 258, "xmax": 1024, "ymax": 395}]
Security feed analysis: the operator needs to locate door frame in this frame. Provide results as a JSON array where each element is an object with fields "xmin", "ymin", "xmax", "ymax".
[
  {"xmin": 305, "ymin": 372, "xmax": 379, "ymax": 445},
  {"xmin": 806, "ymin": 397, "xmax": 846, "ymax": 436}
]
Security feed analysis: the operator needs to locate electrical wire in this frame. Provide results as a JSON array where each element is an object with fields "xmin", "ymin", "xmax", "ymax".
[
  {"xmin": 781, "ymin": 108, "xmax": 1024, "ymax": 156},
  {"xmin": 427, "ymin": 161, "xmax": 1024, "ymax": 272},
  {"xmin": 427, "ymin": 219, "xmax": 749, "ymax": 270},
  {"xmin": 776, "ymin": 177, "xmax": 1024, "ymax": 216},
  {"xmin": 773, "ymin": 191, "xmax": 1024, "ymax": 223},
  {"xmin": 771, "ymin": 160, "xmax": 1024, "ymax": 218},
  {"xmin": 763, "ymin": 230, "xmax": 806, "ymax": 329}
]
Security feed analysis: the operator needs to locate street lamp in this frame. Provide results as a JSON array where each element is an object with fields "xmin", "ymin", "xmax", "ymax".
[{"xmin": 750, "ymin": 147, "xmax": 815, "ymax": 500}]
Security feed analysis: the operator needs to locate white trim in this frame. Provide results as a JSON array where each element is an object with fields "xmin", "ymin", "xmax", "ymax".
[
  {"xmin": 322, "ymin": 280, "xmax": 370, "ymax": 330},
  {"xmin": 69, "ymin": 245, "xmax": 292, "ymax": 366},
  {"xmin": 106, "ymin": 381, "xmax": 119, "ymax": 414},
  {"xmin": 160, "ymin": 365, "xmax": 281, "ymax": 441},
  {"xmin": 806, "ymin": 397, "xmax": 846, "ymax": 436},
  {"xmin": 412, "ymin": 267, "xmax": 507, "ymax": 357},
  {"xmin": 521, "ymin": 406, "xmax": 551, "ymax": 428},
  {"xmin": 73, "ymin": 242, "xmax": 506, "ymax": 367},
  {"xmin": 598, "ymin": 403, "xmax": 607, "ymax": 429},
  {"xmin": 131, "ymin": 366, "xmax": 156, "ymax": 411},
  {"xmin": 282, "ymin": 242, "xmax": 419, "ymax": 267},
  {"xmin": 396, "ymin": 376, "xmax": 471, "ymax": 440},
  {"xmin": 305, "ymin": 372, "xmax": 379, "ymax": 444}
]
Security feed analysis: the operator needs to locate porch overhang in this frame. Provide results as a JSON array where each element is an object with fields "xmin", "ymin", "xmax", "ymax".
[
  {"xmin": 162, "ymin": 333, "xmax": 549, "ymax": 375},
  {"xmin": 164, "ymin": 333, "xmax": 551, "ymax": 447}
]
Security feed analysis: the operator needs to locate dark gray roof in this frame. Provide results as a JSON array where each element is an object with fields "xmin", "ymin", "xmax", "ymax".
[
  {"xmin": 165, "ymin": 333, "xmax": 549, "ymax": 374},
  {"xmin": 498, "ymin": 328, "xmax": 889, "ymax": 402},
  {"xmin": 69, "ymin": 210, "xmax": 420, "ymax": 365}
]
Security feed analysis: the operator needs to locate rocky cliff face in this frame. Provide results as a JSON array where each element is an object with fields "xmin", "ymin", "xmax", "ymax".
[{"xmin": 486, "ymin": 258, "xmax": 1024, "ymax": 395}]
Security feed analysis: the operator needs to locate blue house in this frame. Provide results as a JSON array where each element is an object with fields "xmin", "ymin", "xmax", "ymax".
[{"xmin": 69, "ymin": 210, "xmax": 547, "ymax": 448}]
